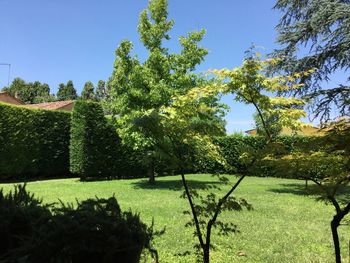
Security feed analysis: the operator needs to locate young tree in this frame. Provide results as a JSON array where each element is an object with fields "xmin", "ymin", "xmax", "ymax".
[
  {"xmin": 175, "ymin": 54, "xmax": 310, "ymax": 262},
  {"xmin": 57, "ymin": 80, "xmax": 78, "ymax": 101},
  {"xmin": 81, "ymin": 81, "xmax": 95, "ymax": 100},
  {"xmin": 109, "ymin": 0, "xmax": 213, "ymax": 184},
  {"xmin": 145, "ymin": 54, "xmax": 310, "ymax": 263},
  {"xmin": 272, "ymin": 0, "xmax": 350, "ymax": 122}
]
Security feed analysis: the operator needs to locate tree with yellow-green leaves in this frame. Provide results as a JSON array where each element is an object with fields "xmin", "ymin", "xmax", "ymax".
[{"xmin": 154, "ymin": 53, "xmax": 312, "ymax": 263}]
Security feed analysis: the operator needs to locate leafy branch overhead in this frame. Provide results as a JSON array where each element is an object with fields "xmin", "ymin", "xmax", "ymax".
[
  {"xmin": 272, "ymin": 0, "xmax": 350, "ymax": 122},
  {"xmin": 211, "ymin": 54, "xmax": 314, "ymax": 141}
]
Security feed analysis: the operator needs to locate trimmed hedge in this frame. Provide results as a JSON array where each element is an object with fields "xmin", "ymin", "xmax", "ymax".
[
  {"xmin": 70, "ymin": 100, "xmax": 120, "ymax": 179},
  {"xmin": 0, "ymin": 103, "xmax": 71, "ymax": 179},
  {"xmin": 193, "ymin": 134, "xmax": 324, "ymax": 176},
  {"xmin": 0, "ymin": 100, "xmax": 326, "ymax": 180}
]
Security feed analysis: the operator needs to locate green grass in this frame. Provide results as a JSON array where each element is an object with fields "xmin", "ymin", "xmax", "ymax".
[{"xmin": 1, "ymin": 174, "xmax": 349, "ymax": 263}]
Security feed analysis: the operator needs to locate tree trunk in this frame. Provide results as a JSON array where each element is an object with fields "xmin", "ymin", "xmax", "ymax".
[
  {"xmin": 331, "ymin": 216, "xmax": 341, "ymax": 263},
  {"xmin": 203, "ymin": 244, "xmax": 210, "ymax": 263},
  {"xmin": 179, "ymin": 169, "xmax": 205, "ymax": 259}
]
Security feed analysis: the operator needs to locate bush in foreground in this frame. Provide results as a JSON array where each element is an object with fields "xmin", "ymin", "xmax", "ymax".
[{"xmin": 0, "ymin": 185, "xmax": 155, "ymax": 263}]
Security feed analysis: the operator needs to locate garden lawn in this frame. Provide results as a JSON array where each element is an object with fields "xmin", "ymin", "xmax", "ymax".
[{"xmin": 1, "ymin": 174, "xmax": 349, "ymax": 263}]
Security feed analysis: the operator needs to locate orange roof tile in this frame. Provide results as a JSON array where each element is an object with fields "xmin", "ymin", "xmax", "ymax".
[
  {"xmin": 0, "ymin": 91, "xmax": 24, "ymax": 105},
  {"xmin": 24, "ymin": 100, "xmax": 74, "ymax": 110}
]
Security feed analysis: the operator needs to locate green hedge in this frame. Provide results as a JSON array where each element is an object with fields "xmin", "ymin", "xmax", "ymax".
[
  {"xmin": 0, "ymin": 103, "xmax": 71, "ymax": 179},
  {"xmin": 0, "ymin": 100, "xmax": 326, "ymax": 180},
  {"xmin": 70, "ymin": 100, "xmax": 120, "ymax": 179},
  {"xmin": 193, "ymin": 134, "xmax": 324, "ymax": 176}
]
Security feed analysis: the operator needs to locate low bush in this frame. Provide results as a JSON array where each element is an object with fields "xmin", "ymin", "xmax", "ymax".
[
  {"xmin": 0, "ymin": 185, "xmax": 155, "ymax": 263},
  {"xmin": 0, "ymin": 185, "xmax": 51, "ymax": 258}
]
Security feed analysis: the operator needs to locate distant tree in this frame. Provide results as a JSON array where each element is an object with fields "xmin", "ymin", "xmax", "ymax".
[
  {"xmin": 56, "ymin": 83, "xmax": 66, "ymax": 100},
  {"xmin": 28, "ymin": 81, "xmax": 52, "ymax": 103},
  {"xmin": 2, "ymin": 78, "xmax": 26, "ymax": 100},
  {"xmin": 272, "ymin": 0, "xmax": 350, "ymax": 122},
  {"xmin": 109, "ymin": 0, "xmax": 214, "ymax": 184},
  {"xmin": 81, "ymin": 81, "xmax": 95, "ymax": 100},
  {"xmin": 56, "ymin": 80, "xmax": 78, "ymax": 101},
  {"xmin": 2, "ymin": 78, "xmax": 51, "ymax": 104},
  {"xmin": 95, "ymin": 80, "xmax": 106, "ymax": 101}
]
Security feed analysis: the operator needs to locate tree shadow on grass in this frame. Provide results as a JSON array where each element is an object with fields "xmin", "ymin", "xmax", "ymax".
[
  {"xmin": 268, "ymin": 182, "xmax": 350, "ymax": 204},
  {"xmin": 0, "ymin": 175, "xmax": 76, "ymax": 184},
  {"xmin": 131, "ymin": 178, "xmax": 223, "ymax": 191}
]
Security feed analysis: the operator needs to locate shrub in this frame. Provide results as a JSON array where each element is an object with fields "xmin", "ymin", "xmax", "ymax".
[
  {"xmin": 0, "ymin": 185, "xmax": 155, "ymax": 263},
  {"xmin": 70, "ymin": 100, "xmax": 120, "ymax": 179},
  {"xmin": 0, "ymin": 184, "xmax": 52, "ymax": 258},
  {"xmin": 0, "ymin": 103, "xmax": 71, "ymax": 180}
]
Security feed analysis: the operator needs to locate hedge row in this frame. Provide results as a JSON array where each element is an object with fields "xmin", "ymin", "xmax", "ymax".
[
  {"xmin": 0, "ymin": 101, "xmax": 148, "ymax": 180},
  {"xmin": 0, "ymin": 103, "xmax": 70, "ymax": 179},
  {"xmin": 0, "ymin": 101, "xmax": 325, "ymax": 180},
  {"xmin": 70, "ymin": 101, "xmax": 121, "ymax": 179},
  {"xmin": 193, "ymin": 134, "xmax": 324, "ymax": 176}
]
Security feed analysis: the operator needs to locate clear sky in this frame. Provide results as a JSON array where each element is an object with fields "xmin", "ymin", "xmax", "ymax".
[{"xmin": 0, "ymin": 0, "xmax": 288, "ymax": 133}]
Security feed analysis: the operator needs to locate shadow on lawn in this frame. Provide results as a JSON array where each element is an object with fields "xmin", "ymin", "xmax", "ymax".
[
  {"xmin": 0, "ymin": 175, "xmax": 76, "ymax": 184},
  {"xmin": 131, "ymin": 178, "xmax": 223, "ymax": 191},
  {"xmin": 268, "ymin": 182, "xmax": 350, "ymax": 203}
]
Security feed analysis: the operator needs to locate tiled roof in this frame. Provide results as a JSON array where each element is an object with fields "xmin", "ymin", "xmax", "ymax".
[
  {"xmin": 0, "ymin": 91, "xmax": 24, "ymax": 105},
  {"xmin": 245, "ymin": 125, "xmax": 324, "ymax": 136},
  {"xmin": 24, "ymin": 100, "xmax": 74, "ymax": 110}
]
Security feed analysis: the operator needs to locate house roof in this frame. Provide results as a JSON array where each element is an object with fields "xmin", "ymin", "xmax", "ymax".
[
  {"xmin": 24, "ymin": 100, "xmax": 74, "ymax": 110},
  {"xmin": 245, "ymin": 126, "xmax": 325, "ymax": 136},
  {"xmin": 0, "ymin": 91, "xmax": 24, "ymax": 105}
]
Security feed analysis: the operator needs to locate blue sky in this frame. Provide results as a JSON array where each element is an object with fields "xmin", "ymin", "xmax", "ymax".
[{"xmin": 0, "ymin": 0, "xmax": 291, "ymax": 133}]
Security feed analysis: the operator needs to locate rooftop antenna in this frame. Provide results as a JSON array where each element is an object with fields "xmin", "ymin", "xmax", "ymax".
[{"xmin": 0, "ymin": 63, "xmax": 11, "ymax": 86}]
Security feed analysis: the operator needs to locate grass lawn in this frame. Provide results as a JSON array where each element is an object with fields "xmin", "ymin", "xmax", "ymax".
[{"xmin": 1, "ymin": 174, "xmax": 349, "ymax": 263}]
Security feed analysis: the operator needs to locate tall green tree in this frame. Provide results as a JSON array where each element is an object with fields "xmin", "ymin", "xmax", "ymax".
[
  {"xmin": 272, "ymin": 0, "xmax": 350, "ymax": 122},
  {"xmin": 109, "ymin": 0, "xmax": 214, "ymax": 183},
  {"xmin": 28, "ymin": 81, "xmax": 53, "ymax": 103},
  {"xmin": 2, "ymin": 78, "xmax": 51, "ymax": 104},
  {"xmin": 56, "ymin": 80, "xmax": 78, "ymax": 101},
  {"xmin": 95, "ymin": 80, "xmax": 106, "ymax": 101},
  {"xmin": 81, "ymin": 81, "xmax": 95, "ymax": 100}
]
